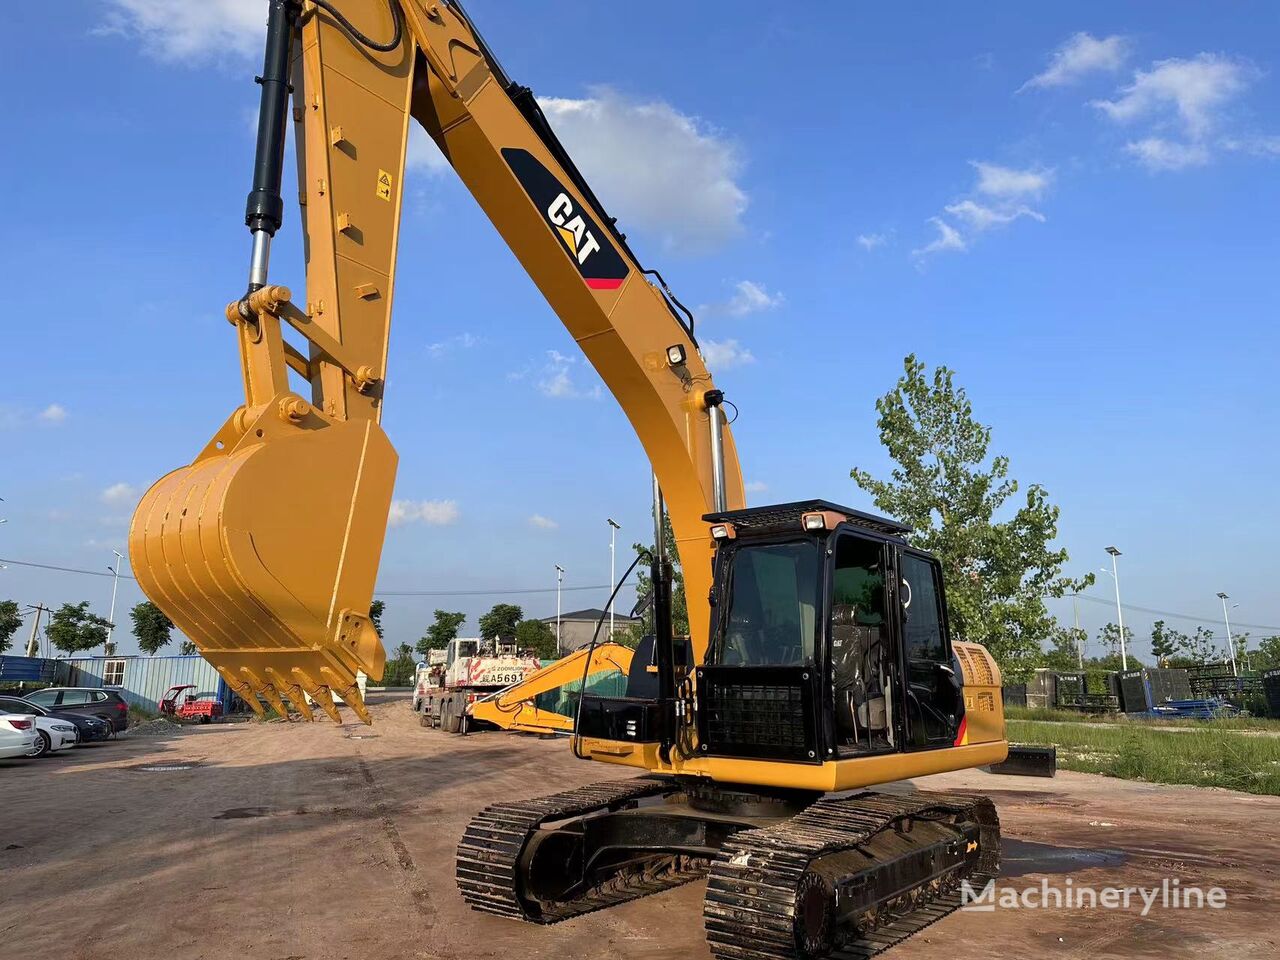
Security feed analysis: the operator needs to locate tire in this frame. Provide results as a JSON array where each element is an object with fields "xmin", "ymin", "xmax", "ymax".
[{"xmin": 28, "ymin": 731, "xmax": 51, "ymax": 759}]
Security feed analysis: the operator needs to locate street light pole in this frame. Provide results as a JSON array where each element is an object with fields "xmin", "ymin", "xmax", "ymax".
[
  {"xmin": 106, "ymin": 549, "xmax": 124, "ymax": 656},
  {"xmin": 1105, "ymin": 546, "xmax": 1127, "ymax": 670},
  {"xmin": 607, "ymin": 518, "xmax": 620, "ymax": 641},
  {"xmin": 1217, "ymin": 592, "xmax": 1238, "ymax": 676},
  {"xmin": 555, "ymin": 564, "xmax": 564, "ymax": 657}
]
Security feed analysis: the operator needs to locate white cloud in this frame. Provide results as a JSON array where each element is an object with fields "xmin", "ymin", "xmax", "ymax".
[
  {"xmin": 427, "ymin": 332, "xmax": 479, "ymax": 358},
  {"xmin": 101, "ymin": 482, "xmax": 139, "ymax": 505},
  {"xmin": 98, "ymin": 0, "xmax": 264, "ymax": 62},
  {"xmin": 539, "ymin": 89, "xmax": 747, "ymax": 254},
  {"xmin": 1221, "ymin": 135, "xmax": 1280, "ymax": 158},
  {"xmin": 528, "ymin": 514, "xmax": 558, "ymax": 530},
  {"xmin": 533, "ymin": 350, "xmax": 602, "ymax": 400},
  {"xmin": 744, "ymin": 480, "xmax": 769, "ymax": 494},
  {"xmin": 389, "ymin": 499, "xmax": 460, "ymax": 527},
  {"xmin": 856, "ymin": 233, "xmax": 887, "ymax": 251},
  {"xmin": 1092, "ymin": 54, "xmax": 1254, "ymax": 139},
  {"xmin": 701, "ymin": 280, "xmax": 783, "ymax": 318},
  {"xmin": 1125, "ymin": 138, "xmax": 1211, "ymax": 171},
  {"xmin": 944, "ymin": 200, "xmax": 1045, "ymax": 231},
  {"xmin": 971, "ymin": 161, "xmax": 1053, "ymax": 200},
  {"xmin": 1020, "ymin": 33, "xmax": 1128, "ymax": 91},
  {"xmin": 700, "ymin": 339, "xmax": 755, "ymax": 370},
  {"xmin": 38, "ymin": 404, "xmax": 68, "ymax": 424},
  {"xmin": 912, "ymin": 218, "xmax": 967, "ymax": 257}
]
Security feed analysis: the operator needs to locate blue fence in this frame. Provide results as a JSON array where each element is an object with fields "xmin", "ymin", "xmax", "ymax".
[
  {"xmin": 55, "ymin": 655, "xmax": 229, "ymax": 712},
  {"xmin": 0, "ymin": 655, "xmax": 59, "ymax": 684}
]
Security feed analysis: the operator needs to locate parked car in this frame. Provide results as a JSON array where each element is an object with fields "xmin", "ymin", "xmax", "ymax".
[
  {"xmin": 23, "ymin": 688, "xmax": 131, "ymax": 733},
  {"xmin": 0, "ymin": 699, "xmax": 77, "ymax": 757},
  {"xmin": 0, "ymin": 696, "xmax": 105, "ymax": 749},
  {"xmin": 0, "ymin": 714, "xmax": 40, "ymax": 760}
]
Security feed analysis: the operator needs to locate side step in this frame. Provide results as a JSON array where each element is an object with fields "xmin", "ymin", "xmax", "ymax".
[{"xmin": 989, "ymin": 743, "xmax": 1057, "ymax": 777}]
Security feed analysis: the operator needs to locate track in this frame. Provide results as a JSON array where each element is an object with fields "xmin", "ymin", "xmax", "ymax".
[
  {"xmin": 703, "ymin": 791, "xmax": 1000, "ymax": 960},
  {"xmin": 457, "ymin": 776, "xmax": 711, "ymax": 922}
]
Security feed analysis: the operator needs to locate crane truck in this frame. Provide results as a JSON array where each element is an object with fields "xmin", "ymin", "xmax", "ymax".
[{"xmin": 128, "ymin": 1, "xmax": 1016, "ymax": 955}]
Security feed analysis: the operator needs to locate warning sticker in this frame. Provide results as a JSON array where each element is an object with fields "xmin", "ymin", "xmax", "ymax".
[{"xmin": 376, "ymin": 169, "xmax": 393, "ymax": 201}]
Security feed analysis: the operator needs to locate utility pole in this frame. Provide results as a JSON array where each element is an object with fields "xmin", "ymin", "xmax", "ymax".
[
  {"xmin": 106, "ymin": 549, "xmax": 124, "ymax": 656},
  {"xmin": 1072, "ymin": 594, "xmax": 1084, "ymax": 670},
  {"xmin": 1217, "ymin": 592, "xmax": 1238, "ymax": 676},
  {"xmin": 1105, "ymin": 546, "xmax": 1127, "ymax": 670},
  {"xmin": 25, "ymin": 603, "xmax": 52, "ymax": 658},
  {"xmin": 607, "ymin": 518, "xmax": 621, "ymax": 641},
  {"xmin": 555, "ymin": 564, "xmax": 564, "ymax": 657}
]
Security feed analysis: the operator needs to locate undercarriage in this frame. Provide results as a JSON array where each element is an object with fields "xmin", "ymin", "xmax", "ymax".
[{"xmin": 458, "ymin": 776, "xmax": 999, "ymax": 959}]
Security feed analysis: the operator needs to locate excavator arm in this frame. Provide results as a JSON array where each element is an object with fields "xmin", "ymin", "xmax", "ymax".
[{"xmin": 129, "ymin": 0, "xmax": 742, "ymax": 722}]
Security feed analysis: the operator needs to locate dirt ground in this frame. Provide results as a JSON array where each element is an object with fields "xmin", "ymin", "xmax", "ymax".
[{"xmin": 2, "ymin": 694, "xmax": 1276, "ymax": 960}]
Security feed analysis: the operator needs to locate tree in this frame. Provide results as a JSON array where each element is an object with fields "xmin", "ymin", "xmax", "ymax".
[
  {"xmin": 478, "ymin": 603, "xmax": 523, "ymax": 642},
  {"xmin": 419, "ymin": 609, "xmax": 465, "ymax": 655},
  {"xmin": 515, "ymin": 618, "xmax": 557, "ymax": 659},
  {"xmin": 1252, "ymin": 636, "xmax": 1280, "ymax": 672},
  {"xmin": 625, "ymin": 510, "xmax": 689, "ymax": 645},
  {"xmin": 1149, "ymin": 620, "xmax": 1183, "ymax": 666},
  {"xmin": 46, "ymin": 602, "xmax": 110, "ymax": 655},
  {"xmin": 1096, "ymin": 622, "xmax": 1135, "ymax": 661},
  {"xmin": 130, "ymin": 601, "xmax": 174, "ymax": 655},
  {"xmin": 0, "ymin": 600, "xmax": 21, "ymax": 654},
  {"xmin": 369, "ymin": 599, "xmax": 385, "ymax": 638},
  {"xmin": 1043, "ymin": 624, "xmax": 1086, "ymax": 671},
  {"xmin": 1175, "ymin": 626, "xmax": 1220, "ymax": 665},
  {"xmin": 179, "ymin": 639, "xmax": 198, "ymax": 655},
  {"xmin": 850, "ymin": 355, "xmax": 1093, "ymax": 679},
  {"xmin": 382, "ymin": 641, "xmax": 417, "ymax": 685}
]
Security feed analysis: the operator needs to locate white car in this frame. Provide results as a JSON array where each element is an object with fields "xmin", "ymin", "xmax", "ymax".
[
  {"xmin": 0, "ymin": 715, "xmax": 41, "ymax": 760},
  {"xmin": 3, "ymin": 706, "xmax": 78, "ymax": 757}
]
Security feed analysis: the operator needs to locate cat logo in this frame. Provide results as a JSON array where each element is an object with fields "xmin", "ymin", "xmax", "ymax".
[
  {"xmin": 547, "ymin": 193, "xmax": 602, "ymax": 266},
  {"xmin": 502, "ymin": 147, "xmax": 629, "ymax": 291}
]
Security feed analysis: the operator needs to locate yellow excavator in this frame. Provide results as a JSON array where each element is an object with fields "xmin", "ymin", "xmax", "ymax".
[{"xmin": 129, "ymin": 1, "xmax": 1013, "ymax": 955}]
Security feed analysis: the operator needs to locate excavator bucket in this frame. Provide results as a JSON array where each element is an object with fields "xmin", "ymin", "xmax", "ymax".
[{"xmin": 129, "ymin": 399, "xmax": 396, "ymax": 724}]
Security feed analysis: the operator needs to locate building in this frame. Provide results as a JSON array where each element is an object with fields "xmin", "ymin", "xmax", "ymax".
[
  {"xmin": 541, "ymin": 608, "xmax": 642, "ymax": 652},
  {"xmin": 48, "ymin": 655, "xmax": 230, "ymax": 713}
]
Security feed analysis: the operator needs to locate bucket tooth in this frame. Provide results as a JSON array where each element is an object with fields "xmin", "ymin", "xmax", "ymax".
[
  {"xmin": 266, "ymin": 668, "xmax": 314, "ymax": 722},
  {"xmin": 322, "ymin": 666, "xmax": 372, "ymax": 725},
  {"xmin": 218, "ymin": 669, "xmax": 266, "ymax": 719},
  {"xmin": 295, "ymin": 669, "xmax": 343, "ymax": 724},
  {"xmin": 242, "ymin": 667, "xmax": 290, "ymax": 719}
]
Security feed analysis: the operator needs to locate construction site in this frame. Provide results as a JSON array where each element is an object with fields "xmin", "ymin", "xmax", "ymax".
[{"xmin": 2, "ymin": 1, "xmax": 1278, "ymax": 958}]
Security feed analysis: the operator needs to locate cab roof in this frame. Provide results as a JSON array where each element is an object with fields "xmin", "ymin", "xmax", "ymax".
[{"xmin": 704, "ymin": 499, "xmax": 911, "ymax": 540}]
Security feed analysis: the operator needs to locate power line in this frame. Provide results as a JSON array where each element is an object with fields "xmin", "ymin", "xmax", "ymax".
[
  {"xmin": 0, "ymin": 556, "xmax": 634, "ymax": 600},
  {"xmin": 1066, "ymin": 591, "xmax": 1280, "ymax": 634}
]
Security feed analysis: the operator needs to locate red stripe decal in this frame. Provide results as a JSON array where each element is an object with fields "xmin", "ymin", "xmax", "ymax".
[
  {"xmin": 954, "ymin": 716, "xmax": 968, "ymax": 746},
  {"xmin": 585, "ymin": 277, "xmax": 624, "ymax": 290}
]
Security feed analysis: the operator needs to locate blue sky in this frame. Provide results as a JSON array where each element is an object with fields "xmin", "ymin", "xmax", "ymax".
[{"xmin": 2, "ymin": 1, "xmax": 1278, "ymax": 662}]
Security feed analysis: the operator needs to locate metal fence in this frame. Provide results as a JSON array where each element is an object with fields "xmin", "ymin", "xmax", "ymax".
[{"xmin": 55, "ymin": 655, "xmax": 229, "ymax": 712}]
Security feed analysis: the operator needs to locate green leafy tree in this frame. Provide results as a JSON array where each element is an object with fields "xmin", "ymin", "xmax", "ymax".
[
  {"xmin": 515, "ymin": 618, "xmax": 558, "ymax": 659},
  {"xmin": 1096, "ymin": 622, "xmax": 1135, "ymax": 661},
  {"xmin": 850, "ymin": 355, "xmax": 1093, "ymax": 680},
  {"xmin": 1251, "ymin": 636, "xmax": 1280, "ymax": 672},
  {"xmin": 382, "ymin": 641, "xmax": 417, "ymax": 685},
  {"xmin": 1149, "ymin": 620, "xmax": 1183, "ymax": 666},
  {"xmin": 624, "ymin": 510, "xmax": 688, "ymax": 648},
  {"xmin": 179, "ymin": 639, "xmax": 199, "ymax": 655},
  {"xmin": 1231, "ymin": 632, "xmax": 1250, "ymax": 666},
  {"xmin": 369, "ymin": 599, "xmax": 386, "ymax": 638},
  {"xmin": 130, "ymin": 601, "xmax": 175, "ymax": 655},
  {"xmin": 0, "ymin": 600, "xmax": 22, "ymax": 654},
  {"xmin": 1043, "ymin": 624, "xmax": 1086, "ymax": 671},
  {"xmin": 479, "ymin": 603, "xmax": 523, "ymax": 642},
  {"xmin": 1175, "ymin": 626, "xmax": 1220, "ymax": 665},
  {"xmin": 419, "ymin": 609, "xmax": 465, "ymax": 655},
  {"xmin": 46, "ymin": 601, "xmax": 111, "ymax": 655}
]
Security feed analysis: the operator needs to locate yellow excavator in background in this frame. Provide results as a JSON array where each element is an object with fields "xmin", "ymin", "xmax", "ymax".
[{"xmin": 129, "ymin": 2, "xmax": 1012, "ymax": 955}]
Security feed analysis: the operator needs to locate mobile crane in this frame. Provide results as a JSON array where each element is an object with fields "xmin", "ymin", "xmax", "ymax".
[{"xmin": 128, "ymin": 2, "xmax": 1011, "ymax": 955}]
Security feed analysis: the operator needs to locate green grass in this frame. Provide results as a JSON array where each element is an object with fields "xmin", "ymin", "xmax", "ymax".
[
  {"xmin": 1005, "ymin": 705, "xmax": 1280, "ymax": 730},
  {"xmin": 1006, "ymin": 719, "xmax": 1280, "ymax": 796},
  {"xmin": 128, "ymin": 703, "xmax": 159, "ymax": 723}
]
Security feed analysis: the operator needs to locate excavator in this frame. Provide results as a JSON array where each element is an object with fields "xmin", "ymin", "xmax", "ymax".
[{"xmin": 128, "ymin": 1, "xmax": 1012, "ymax": 956}]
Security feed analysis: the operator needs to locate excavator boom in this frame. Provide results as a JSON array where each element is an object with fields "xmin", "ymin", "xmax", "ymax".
[{"xmin": 130, "ymin": 0, "xmax": 741, "ymax": 721}]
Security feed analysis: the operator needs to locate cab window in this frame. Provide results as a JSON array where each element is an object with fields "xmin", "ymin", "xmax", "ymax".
[
  {"xmin": 901, "ymin": 554, "xmax": 946, "ymax": 662},
  {"xmin": 716, "ymin": 541, "xmax": 819, "ymax": 666}
]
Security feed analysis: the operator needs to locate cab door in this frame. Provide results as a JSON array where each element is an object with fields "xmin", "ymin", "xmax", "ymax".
[{"xmin": 896, "ymin": 551, "xmax": 963, "ymax": 748}]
